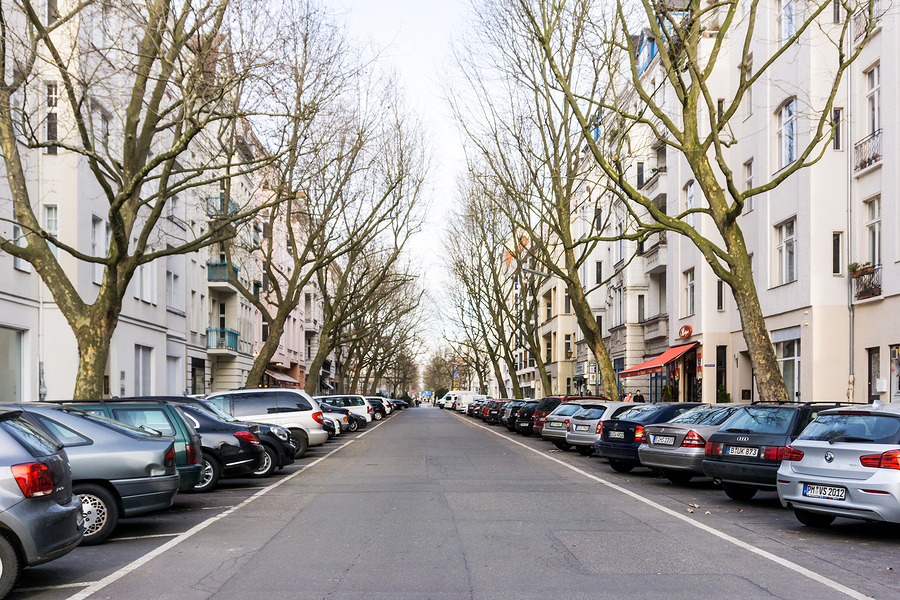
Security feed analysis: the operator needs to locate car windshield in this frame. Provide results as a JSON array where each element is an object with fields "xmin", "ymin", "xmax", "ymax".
[
  {"xmin": 719, "ymin": 406, "xmax": 796, "ymax": 435},
  {"xmin": 613, "ymin": 405, "xmax": 663, "ymax": 422},
  {"xmin": 798, "ymin": 414, "xmax": 900, "ymax": 444},
  {"xmin": 550, "ymin": 404, "xmax": 583, "ymax": 417},
  {"xmin": 669, "ymin": 405, "xmax": 740, "ymax": 426}
]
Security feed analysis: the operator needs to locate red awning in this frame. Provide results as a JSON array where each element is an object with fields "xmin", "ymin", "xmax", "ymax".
[{"xmin": 618, "ymin": 343, "xmax": 697, "ymax": 378}]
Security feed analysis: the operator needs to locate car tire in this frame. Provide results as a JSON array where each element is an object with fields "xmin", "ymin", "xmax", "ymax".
[
  {"xmin": 665, "ymin": 470, "xmax": 694, "ymax": 485},
  {"xmin": 553, "ymin": 441, "xmax": 571, "ymax": 451},
  {"xmin": 252, "ymin": 445, "xmax": 278, "ymax": 478},
  {"xmin": 348, "ymin": 419, "xmax": 359, "ymax": 432},
  {"xmin": 193, "ymin": 454, "xmax": 221, "ymax": 493},
  {"xmin": 75, "ymin": 483, "xmax": 119, "ymax": 545},
  {"xmin": 0, "ymin": 534, "xmax": 20, "ymax": 598},
  {"xmin": 722, "ymin": 483, "xmax": 757, "ymax": 501},
  {"xmin": 794, "ymin": 508, "xmax": 836, "ymax": 528},
  {"xmin": 576, "ymin": 445, "xmax": 595, "ymax": 456},
  {"xmin": 290, "ymin": 430, "xmax": 308, "ymax": 458},
  {"xmin": 373, "ymin": 412, "xmax": 383, "ymax": 421},
  {"xmin": 608, "ymin": 459, "xmax": 635, "ymax": 473}
]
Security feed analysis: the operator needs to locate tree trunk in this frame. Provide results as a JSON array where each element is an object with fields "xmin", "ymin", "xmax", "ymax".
[
  {"xmin": 565, "ymin": 265, "xmax": 618, "ymax": 398},
  {"xmin": 245, "ymin": 315, "xmax": 288, "ymax": 388},
  {"xmin": 71, "ymin": 310, "xmax": 119, "ymax": 399},
  {"xmin": 304, "ymin": 324, "xmax": 333, "ymax": 396}
]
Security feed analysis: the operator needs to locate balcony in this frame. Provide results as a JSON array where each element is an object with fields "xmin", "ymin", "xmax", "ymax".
[
  {"xmin": 206, "ymin": 328, "xmax": 240, "ymax": 354},
  {"xmin": 643, "ymin": 231, "xmax": 668, "ymax": 275},
  {"xmin": 852, "ymin": 265, "xmax": 882, "ymax": 300},
  {"xmin": 205, "ymin": 194, "xmax": 240, "ymax": 218},
  {"xmin": 206, "ymin": 261, "xmax": 240, "ymax": 293},
  {"xmin": 641, "ymin": 313, "xmax": 669, "ymax": 341},
  {"xmin": 853, "ymin": 0, "xmax": 881, "ymax": 43},
  {"xmin": 854, "ymin": 129, "xmax": 882, "ymax": 173}
]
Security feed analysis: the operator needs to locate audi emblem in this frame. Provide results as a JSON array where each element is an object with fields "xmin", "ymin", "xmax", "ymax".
[
  {"xmin": 736, "ymin": 436, "xmax": 750, "ymax": 442},
  {"xmin": 824, "ymin": 451, "xmax": 835, "ymax": 463}
]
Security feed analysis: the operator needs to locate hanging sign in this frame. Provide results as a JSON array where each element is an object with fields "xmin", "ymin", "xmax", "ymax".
[{"xmin": 678, "ymin": 325, "xmax": 693, "ymax": 339}]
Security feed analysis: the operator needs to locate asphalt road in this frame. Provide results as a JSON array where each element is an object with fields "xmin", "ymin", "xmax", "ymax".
[{"xmin": 11, "ymin": 406, "xmax": 900, "ymax": 600}]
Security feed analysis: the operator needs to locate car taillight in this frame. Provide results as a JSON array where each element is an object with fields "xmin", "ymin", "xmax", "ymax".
[
  {"xmin": 313, "ymin": 411, "xmax": 324, "ymax": 424},
  {"xmin": 11, "ymin": 463, "xmax": 54, "ymax": 498},
  {"xmin": 368, "ymin": 405, "xmax": 373, "ymax": 414},
  {"xmin": 186, "ymin": 443, "xmax": 199, "ymax": 464},
  {"xmin": 762, "ymin": 446, "xmax": 787, "ymax": 461},
  {"xmin": 596, "ymin": 421, "xmax": 603, "ymax": 434},
  {"xmin": 783, "ymin": 446, "xmax": 804, "ymax": 461},
  {"xmin": 681, "ymin": 430, "xmax": 706, "ymax": 448},
  {"xmin": 860, "ymin": 449, "xmax": 900, "ymax": 470},
  {"xmin": 164, "ymin": 447, "xmax": 176, "ymax": 468},
  {"xmin": 234, "ymin": 430, "xmax": 261, "ymax": 445},
  {"xmin": 705, "ymin": 441, "xmax": 722, "ymax": 456},
  {"xmin": 634, "ymin": 425, "xmax": 644, "ymax": 443},
  {"xmin": 563, "ymin": 419, "xmax": 570, "ymax": 431}
]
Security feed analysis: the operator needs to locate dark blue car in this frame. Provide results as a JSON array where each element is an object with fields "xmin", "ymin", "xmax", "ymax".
[{"xmin": 595, "ymin": 403, "xmax": 703, "ymax": 472}]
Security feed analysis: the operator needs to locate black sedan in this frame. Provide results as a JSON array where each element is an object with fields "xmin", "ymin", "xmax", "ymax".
[
  {"xmin": 501, "ymin": 401, "xmax": 526, "ymax": 431},
  {"xmin": 367, "ymin": 398, "xmax": 389, "ymax": 421},
  {"xmin": 595, "ymin": 403, "xmax": 703, "ymax": 472},
  {"xmin": 514, "ymin": 401, "xmax": 540, "ymax": 436},
  {"xmin": 175, "ymin": 404, "xmax": 265, "ymax": 492}
]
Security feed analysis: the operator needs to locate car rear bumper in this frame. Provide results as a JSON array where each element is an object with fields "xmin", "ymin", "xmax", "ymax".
[
  {"xmin": 566, "ymin": 431, "xmax": 600, "ymax": 446},
  {"xmin": 702, "ymin": 459, "xmax": 778, "ymax": 489},
  {"xmin": 638, "ymin": 446, "xmax": 706, "ymax": 473},
  {"xmin": 177, "ymin": 464, "xmax": 204, "ymax": 491},
  {"xmin": 541, "ymin": 426, "xmax": 567, "ymax": 440},
  {"xmin": 114, "ymin": 473, "xmax": 181, "ymax": 517},
  {"xmin": 514, "ymin": 420, "xmax": 534, "ymax": 434},
  {"xmin": 595, "ymin": 440, "xmax": 641, "ymax": 462},
  {"xmin": 309, "ymin": 429, "xmax": 329, "ymax": 446},
  {"xmin": 777, "ymin": 470, "xmax": 900, "ymax": 522},
  {"xmin": 3, "ymin": 494, "xmax": 83, "ymax": 566}
]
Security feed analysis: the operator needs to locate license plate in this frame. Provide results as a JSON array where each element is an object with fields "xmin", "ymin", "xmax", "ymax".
[
  {"xmin": 574, "ymin": 424, "xmax": 589, "ymax": 431},
  {"xmin": 727, "ymin": 446, "xmax": 759, "ymax": 457},
  {"xmin": 803, "ymin": 484, "xmax": 846, "ymax": 501},
  {"xmin": 609, "ymin": 431, "xmax": 625, "ymax": 439},
  {"xmin": 652, "ymin": 435, "xmax": 675, "ymax": 446},
  {"xmin": 549, "ymin": 422, "xmax": 562, "ymax": 428}
]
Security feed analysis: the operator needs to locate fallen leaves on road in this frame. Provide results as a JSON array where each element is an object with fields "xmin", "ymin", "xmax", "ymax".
[{"xmin": 687, "ymin": 509, "xmax": 694, "ymax": 513}]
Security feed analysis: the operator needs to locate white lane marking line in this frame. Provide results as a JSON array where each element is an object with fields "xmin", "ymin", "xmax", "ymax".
[
  {"xmin": 200, "ymin": 505, "xmax": 237, "ymax": 510},
  {"xmin": 455, "ymin": 413, "xmax": 869, "ymax": 600},
  {"xmin": 108, "ymin": 533, "xmax": 180, "ymax": 541},
  {"xmin": 15, "ymin": 582, "xmax": 93, "ymax": 592},
  {"xmin": 64, "ymin": 419, "xmax": 388, "ymax": 600}
]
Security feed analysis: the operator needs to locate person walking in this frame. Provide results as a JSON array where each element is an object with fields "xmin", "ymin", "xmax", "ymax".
[
  {"xmin": 633, "ymin": 390, "xmax": 645, "ymax": 403},
  {"xmin": 624, "ymin": 392, "xmax": 634, "ymax": 402}
]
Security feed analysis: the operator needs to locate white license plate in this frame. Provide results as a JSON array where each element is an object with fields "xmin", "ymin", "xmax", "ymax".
[
  {"xmin": 549, "ymin": 422, "xmax": 563, "ymax": 428},
  {"xmin": 727, "ymin": 446, "xmax": 759, "ymax": 457},
  {"xmin": 652, "ymin": 435, "xmax": 675, "ymax": 446},
  {"xmin": 574, "ymin": 424, "xmax": 589, "ymax": 431},
  {"xmin": 609, "ymin": 431, "xmax": 625, "ymax": 439},
  {"xmin": 803, "ymin": 484, "xmax": 846, "ymax": 501}
]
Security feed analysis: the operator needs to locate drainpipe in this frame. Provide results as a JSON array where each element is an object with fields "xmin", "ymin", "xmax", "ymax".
[
  {"xmin": 38, "ymin": 131, "xmax": 45, "ymax": 402},
  {"xmin": 847, "ymin": 23, "xmax": 855, "ymax": 402}
]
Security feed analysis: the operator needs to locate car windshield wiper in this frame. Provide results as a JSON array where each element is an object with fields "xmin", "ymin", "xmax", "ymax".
[
  {"xmin": 722, "ymin": 428, "xmax": 752, "ymax": 433},
  {"xmin": 829, "ymin": 436, "xmax": 874, "ymax": 445}
]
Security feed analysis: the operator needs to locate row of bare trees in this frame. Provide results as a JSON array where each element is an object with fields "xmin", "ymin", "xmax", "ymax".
[{"xmin": 0, "ymin": 0, "xmax": 428, "ymax": 398}]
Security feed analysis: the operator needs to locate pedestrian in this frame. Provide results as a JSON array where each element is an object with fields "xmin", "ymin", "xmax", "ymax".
[
  {"xmin": 633, "ymin": 389, "xmax": 645, "ymax": 403},
  {"xmin": 624, "ymin": 392, "xmax": 634, "ymax": 402}
]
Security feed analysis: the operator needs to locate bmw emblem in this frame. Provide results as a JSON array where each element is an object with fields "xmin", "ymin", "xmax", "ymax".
[{"xmin": 824, "ymin": 451, "xmax": 835, "ymax": 463}]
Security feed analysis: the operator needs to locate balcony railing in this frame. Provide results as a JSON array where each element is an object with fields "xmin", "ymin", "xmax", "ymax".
[
  {"xmin": 854, "ymin": 129, "xmax": 882, "ymax": 172},
  {"xmin": 639, "ymin": 165, "xmax": 666, "ymax": 190},
  {"xmin": 853, "ymin": 0, "xmax": 881, "ymax": 43},
  {"xmin": 852, "ymin": 265, "xmax": 882, "ymax": 300},
  {"xmin": 205, "ymin": 194, "xmax": 240, "ymax": 218},
  {"xmin": 206, "ymin": 261, "xmax": 240, "ymax": 283},
  {"xmin": 206, "ymin": 328, "xmax": 239, "ymax": 351}
]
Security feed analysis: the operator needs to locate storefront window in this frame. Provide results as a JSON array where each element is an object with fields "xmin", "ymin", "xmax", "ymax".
[{"xmin": 0, "ymin": 328, "xmax": 23, "ymax": 403}]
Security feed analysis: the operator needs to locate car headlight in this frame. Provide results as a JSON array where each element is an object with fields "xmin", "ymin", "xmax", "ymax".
[{"xmin": 272, "ymin": 427, "xmax": 289, "ymax": 442}]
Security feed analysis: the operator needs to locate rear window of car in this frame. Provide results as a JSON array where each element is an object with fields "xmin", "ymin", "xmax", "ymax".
[
  {"xmin": 551, "ymin": 404, "xmax": 584, "ymax": 417},
  {"xmin": 536, "ymin": 398, "xmax": 561, "ymax": 411},
  {"xmin": 574, "ymin": 406, "xmax": 606, "ymax": 420},
  {"xmin": 798, "ymin": 414, "xmax": 900, "ymax": 444},
  {"xmin": 112, "ymin": 408, "xmax": 177, "ymax": 437},
  {"xmin": 1, "ymin": 415, "xmax": 60, "ymax": 456},
  {"xmin": 669, "ymin": 405, "xmax": 740, "ymax": 426},
  {"xmin": 614, "ymin": 405, "xmax": 663, "ymax": 422},
  {"xmin": 719, "ymin": 406, "xmax": 796, "ymax": 435}
]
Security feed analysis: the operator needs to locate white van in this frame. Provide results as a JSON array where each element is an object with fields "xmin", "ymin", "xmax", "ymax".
[
  {"xmin": 438, "ymin": 392, "xmax": 458, "ymax": 409},
  {"xmin": 455, "ymin": 392, "xmax": 488, "ymax": 413}
]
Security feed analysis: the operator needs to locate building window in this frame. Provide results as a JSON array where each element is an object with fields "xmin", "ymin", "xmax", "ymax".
[
  {"xmin": 684, "ymin": 181, "xmax": 695, "ymax": 227},
  {"xmin": 46, "ymin": 83, "xmax": 58, "ymax": 154},
  {"xmin": 684, "ymin": 269, "xmax": 695, "ymax": 316},
  {"xmin": 166, "ymin": 270, "xmax": 180, "ymax": 311},
  {"xmin": 717, "ymin": 279, "xmax": 725, "ymax": 311},
  {"xmin": 44, "ymin": 205, "xmax": 58, "ymax": 258},
  {"xmin": 546, "ymin": 340, "xmax": 552, "ymax": 362},
  {"xmin": 564, "ymin": 288, "xmax": 571, "ymax": 313},
  {"xmin": 832, "ymin": 232, "xmax": 843, "ymax": 274},
  {"xmin": 777, "ymin": 0, "xmax": 795, "ymax": 43},
  {"xmin": 832, "ymin": 108, "xmax": 843, "ymax": 150},
  {"xmin": 166, "ymin": 356, "xmax": 181, "ymax": 396},
  {"xmin": 833, "ymin": 0, "xmax": 842, "ymax": 23},
  {"xmin": 637, "ymin": 161, "xmax": 644, "ymax": 188},
  {"xmin": 744, "ymin": 57, "xmax": 753, "ymax": 117},
  {"xmin": 717, "ymin": 98, "xmax": 725, "ymax": 121},
  {"xmin": 595, "ymin": 261, "xmax": 602, "ymax": 284},
  {"xmin": 565, "ymin": 334, "xmax": 572, "ymax": 359},
  {"xmin": 11, "ymin": 225, "xmax": 30, "ymax": 272},
  {"xmin": 134, "ymin": 345, "xmax": 152, "ymax": 396},
  {"xmin": 866, "ymin": 65, "xmax": 880, "ymax": 135},
  {"xmin": 91, "ymin": 216, "xmax": 109, "ymax": 285},
  {"xmin": 777, "ymin": 99, "xmax": 796, "ymax": 169},
  {"xmin": 638, "ymin": 294, "xmax": 645, "ymax": 322},
  {"xmin": 775, "ymin": 337, "xmax": 800, "ymax": 401},
  {"xmin": 744, "ymin": 160, "xmax": 753, "ymax": 212},
  {"xmin": 866, "ymin": 197, "xmax": 881, "ymax": 266},
  {"xmin": 546, "ymin": 298, "xmax": 552, "ymax": 321},
  {"xmin": 47, "ymin": 0, "xmax": 57, "ymax": 24},
  {"xmin": 776, "ymin": 219, "xmax": 797, "ymax": 284},
  {"xmin": 596, "ymin": 315, "xmax": 602, "ymax": 335}
]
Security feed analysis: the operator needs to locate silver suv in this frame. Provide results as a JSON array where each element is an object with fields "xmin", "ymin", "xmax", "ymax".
[
  {"xmin": 205, "ymin": 389, "xmax": 328, "ymax": 457},
  {"xmin": 0, "ymin": 409, "xmax": 83, "ymax": 597}
]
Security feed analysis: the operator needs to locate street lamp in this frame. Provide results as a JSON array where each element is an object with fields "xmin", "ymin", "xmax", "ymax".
[{"xmin": 520, "ymin": 267, "xmax": 551, "ymax": 279}]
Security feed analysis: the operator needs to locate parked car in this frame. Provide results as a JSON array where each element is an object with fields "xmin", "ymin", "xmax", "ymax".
[
  {"xmin": 7, "ymin": 404, "xmax": 179, "ymax": 545},
  {"xmin": 315, "ymin": 395, "xmax": 374, "ymax": 423},
  {"xmin": 205, "ymin": 388, "xmax": 329, "ymax": 457},
  {"xmin": 317, "ymin": 399, "xmax": 367, "ymax": 432},
  {"xmin": 565, "ymin": 402, "xmax": 635, "ymax": 455},
  {"xmin": 321, "ymin": 414, "xmax": 338, "ymax": 438},
  {"xmin": 175, "ymin": 404, "xmax": 265, "ymax": 492},
  {"xmin": 366, "ymin": 398, "xmax": 389, "ymax": 421},
  {"xmin": 514, "ymin": 401, "xmax": 541, "ymax": 436},
  {"xmin": 392, "ymin": 399, "xmax": 409, "ymax": 410},
  {"xmin": 466, "ymin": 398, "xmax": 485, "ymax": 416},
  {"xmin": 596, "ymin": 403, "xmax": 704, "ymax": 472},
  {"xmin": 638, "ymin": 404, "xmax": 748, "ymax": 483},
  {"xmin": 533, "ymin": 396, "xmax": 609, "ymax": 436},
  {"xmin": 702, "ymin": 401, "xmax": 848, "ymax": 501},
  {"xmin": 53, "ymin": 398, "xmax": 203, "ymax": 492},
  {"xmin": 501, "ymin": 401, "xmax": 527, "ymax": 431},
  {"xmin": 484, "ymin": 400, "xmax": 510, "ymax": 425},
  {"xmin": 540, "ymin": 400, "xmax": 593, "ymax": 450},
  {"xmin": 175, "ymin": 397, "xmax": 295, "ymax": 478},
  {"xmin": 777, "ymin": 402, "xmax": 900, "ymax": 527},
  {"xmin": 0, "ymin": 409, "xmax": 83, "ymax": 597}
]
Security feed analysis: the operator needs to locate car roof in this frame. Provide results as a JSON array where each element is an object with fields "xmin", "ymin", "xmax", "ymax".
[{"xmin": 818, "ymin": 402, "xmax": 900, "ymax": 417}]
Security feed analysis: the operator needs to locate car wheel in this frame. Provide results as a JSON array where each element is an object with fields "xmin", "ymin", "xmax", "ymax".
[
  {"xmin": 608, "ymin": 459, "xmax": 635, "ymax": 473},
  {"xmin": 290, "ymin": 430, "xmax": 309, "ymax": 458},
  {"xmin": 794, "ymin": 508, "xmax": 836, "ymax": 528},
  {"xmin": 0, "ymin": 534, "xmax": 21, "ymax": 598},
  {"xmin": 75, "ymin": 483, "xmax": 119, "ymax": 545},
  {"xmin": 722, "ymin": 483, "xmax": 757, "ymax": 501},
  {"xmin": 576, "ymin": 445, "xmax": 595, "ymax": 456},
  {"xmin": 348, "ymin": 418, "xmax": 359, "ymax": 432},
  {"xmin": 192, "ymin": 454, "xmax": 221, "ymax": 493},
  {"xmin": 553, "ymin": 441, "xmax": 571, "ymax": 451},
  {"xmin": 252, "ymin": 445, "xmax": 278, "ymax": 478},
  {"xmin": 373, "ymin": 412, "xmax": 383, "ymax": 421},
  {"xmin": 665, "ymin": 470, "xmax": 694, "ymax": 485}
]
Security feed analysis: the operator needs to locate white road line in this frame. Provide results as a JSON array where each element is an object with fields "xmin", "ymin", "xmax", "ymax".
[
  {"xmin": 64, "ymin": 418, "xmax": 388, "ymax": 600},
  {"xmin": 458, "ymin": 413, "xmax": 869, "ymax": 600},
  {"xmin": 15, "ymin": 582, "xmax": 93, "ymax": 592},
  {"xmin": 108, "ymin": 533, "xmax": 180, "ymax": 542}
]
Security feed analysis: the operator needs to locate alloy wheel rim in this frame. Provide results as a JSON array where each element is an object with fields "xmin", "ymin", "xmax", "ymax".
[
  {"xmin": 254, "ymin": 450, "xmax": 272, "ymax": 475},
  {"xmin": 198, "ymin": 460, "xmax": 214, "ymax": 488},
  {"xmin": 80, "ymin": 493, "xmax": 108, "ymax": 536}
]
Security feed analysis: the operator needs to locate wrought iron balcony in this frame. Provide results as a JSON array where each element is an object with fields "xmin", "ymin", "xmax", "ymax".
[
  {"xmin": 206, "ymin": 261, "xmax": 240, "ymax": 283},
  {"xmin": 205, "ymin": 194, "xmax": 240, "ymax": 218},
  {"xmin": 854, "ymin": 129, "xmax": 882, "ymax": 172},
  {"xmin": 206, "ymin": 328, "xmax": 240, "ymax": 352},
  {"xmin": 853, "ymin": 0, "xmax": 882, "ymax": 43},
  {"xmin": 852, "ymin": 265, "xmax": 882, "ymax": 300}
]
